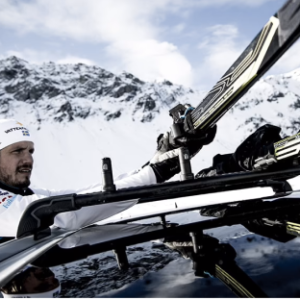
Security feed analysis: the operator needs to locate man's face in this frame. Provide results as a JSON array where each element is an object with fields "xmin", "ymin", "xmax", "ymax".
[{"xmin": 0, "ymin": 141, "xmax": 34, "ymax": 188}]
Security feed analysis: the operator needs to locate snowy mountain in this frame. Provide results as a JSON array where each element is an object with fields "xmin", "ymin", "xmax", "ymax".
[
  {"xmin": 0, "ymin": 56, "xmax": 300, "ymax": 190},
  {"xmin": 0, "ymin": 56, "xmax": 197, "ymax": 125},
  {"xmin": 230, "ymin": 68, "xmax": 300, "ymax": 136}
]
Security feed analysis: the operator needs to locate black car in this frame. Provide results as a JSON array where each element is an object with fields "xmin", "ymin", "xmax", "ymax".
[{"xmin": 1, "ymin": 167, "xmax": 300, "ymax": 298}]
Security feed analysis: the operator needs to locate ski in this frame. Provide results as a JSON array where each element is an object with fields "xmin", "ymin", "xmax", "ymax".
[
  {"xmin": 251, "ymin": 132, "xmax": 300, "ymax": 170},
  {"xmin": 169, "ymin": 0, "xmax": 300, "ymax": 137},
  {"xmin": 274, "ymin": 132, "xmax": 300, "ymax": 160}
]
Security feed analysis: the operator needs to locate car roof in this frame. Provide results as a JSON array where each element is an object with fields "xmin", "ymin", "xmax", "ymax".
[{"xmin": 2, "ymin": 168, "xmax": 300, "ymax": 296}]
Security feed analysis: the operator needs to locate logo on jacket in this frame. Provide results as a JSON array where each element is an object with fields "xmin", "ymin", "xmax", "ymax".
[{"xmin": 0, "ymin": 194, "xmax": 16, "ymax": 209}]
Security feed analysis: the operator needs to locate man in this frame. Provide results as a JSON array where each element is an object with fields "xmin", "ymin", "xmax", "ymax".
[{"xmin": 0, "ymin": 118, "xmax": 216, "ymax": 237}]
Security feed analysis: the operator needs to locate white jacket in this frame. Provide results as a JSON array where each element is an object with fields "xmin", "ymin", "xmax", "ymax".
[{"xmin": 0, "ymin": 166, "xmax": 157, "ymax": 237}]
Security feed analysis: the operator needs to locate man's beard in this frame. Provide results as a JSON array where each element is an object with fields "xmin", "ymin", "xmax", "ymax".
[{"xmin": 0, "ymin": 167, "xmax": 31, "ymax": 189}]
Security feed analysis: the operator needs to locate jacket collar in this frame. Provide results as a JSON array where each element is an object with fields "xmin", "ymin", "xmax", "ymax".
[{"xmin": 0, "ymin": 180, "xmax": 34, "ymax": 196}]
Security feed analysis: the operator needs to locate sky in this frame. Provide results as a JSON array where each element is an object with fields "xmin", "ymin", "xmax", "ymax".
[{"xmin": 1, "ymin": 0, "xmax": 299, "ymax": 91}]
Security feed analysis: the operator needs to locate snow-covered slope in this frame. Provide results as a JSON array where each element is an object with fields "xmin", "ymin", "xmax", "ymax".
[{"xmin": 0, "ymin": 56, "xmax": 300, "ymax": 190}]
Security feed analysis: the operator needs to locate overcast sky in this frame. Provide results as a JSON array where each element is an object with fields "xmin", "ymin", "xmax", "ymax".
[{"xmin": 1, "ymin": 0, "xmax": 299, "ymax": 91}]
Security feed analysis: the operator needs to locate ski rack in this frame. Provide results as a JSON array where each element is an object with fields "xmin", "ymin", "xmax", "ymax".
[
  {"xmin": 27, "ymin": 195, "xmax": 300, "ymax": 268},
  {"xmin": 16, "ymin": 159, "xmax": 300, "ymax": 240},
  {"xmin": 14, "ymin": 196, "xmax": 300, "ymax": 298},
  {"xmin": 2, "ymin": 182, "xmax": 300, "ymax": 289},
  {"xmin": 2, "ymin": 194, "xmax": 300, "ymax": 288}
]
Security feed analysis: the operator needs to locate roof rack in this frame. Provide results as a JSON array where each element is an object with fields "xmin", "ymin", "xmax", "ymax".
[
  {"xmin": 2, "ymin": 176, "xmax": 300, "ymax": 288},
  {"xmin": 30, "ymin": 195, "xmax": 300, "ymax": 267},
  {"xmin": 16, "ymin": 195, "xmax": 300, "ymax": 297},
  {"xmin": 16, "ymin": 158, "xmax": 299, "ymax": 240}
]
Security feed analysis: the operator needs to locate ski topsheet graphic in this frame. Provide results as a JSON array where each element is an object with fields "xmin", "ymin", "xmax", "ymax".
[
  {"xmin": 189, "ymin": 0, "xmax": 300, "ymax": 132},
  {"xmin": 274, "ymin": 132, "xmax": 300, "ymax": 161}
]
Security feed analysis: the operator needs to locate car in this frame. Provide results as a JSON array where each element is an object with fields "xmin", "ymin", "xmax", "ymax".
[{"xmin": 1, "ymin": 167, "xmax": 300, "ymax": 297}]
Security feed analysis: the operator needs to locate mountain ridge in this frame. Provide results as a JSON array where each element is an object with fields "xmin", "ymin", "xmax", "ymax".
[{"xmin": 0, "ymin": 56, "xmax": 198, "ymax": 127}]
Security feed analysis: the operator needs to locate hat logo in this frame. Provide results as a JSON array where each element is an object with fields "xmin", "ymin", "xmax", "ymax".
[{"xmin": 22, "ymin": 130, "xmax": 30, "ymax": 136}]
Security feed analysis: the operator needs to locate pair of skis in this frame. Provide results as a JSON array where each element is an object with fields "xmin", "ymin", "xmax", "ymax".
[{"xmin": 170, "ymin": 0, "xmax": 300, "ymax": 168}]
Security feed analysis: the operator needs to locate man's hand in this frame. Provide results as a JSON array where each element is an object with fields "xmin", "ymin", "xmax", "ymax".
[{"xmin": 148, "ymin": 125, "xmax": 217, "ymax": 183}]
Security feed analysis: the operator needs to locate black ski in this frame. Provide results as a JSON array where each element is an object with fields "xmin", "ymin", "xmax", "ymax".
[{"xmin": 170, "ymin": 0, "xmax": 300, "ymax": 136}]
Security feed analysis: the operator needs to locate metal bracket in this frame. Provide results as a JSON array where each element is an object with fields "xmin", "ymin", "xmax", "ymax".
[
  {"xmin": 102, "ymin": 157, "xmax": 116, "ymax": 192},
  {"xmin": 179, "ymin": 147, "xmax": 194, "ymax": 181},
  {"xmin": 265, "ymin": 179, "xmax": 293, "ymax": 194},
  {"xmin": 160, "ymin": 215, "xmax": 167, "ymax": 226},
  {"xmin": 113, "ymin": 247, "xmax": 129, "ymax": 270},
  {"xmin": 189, "ymin": 231, "xmax": 203, "ymax": 254}
]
